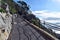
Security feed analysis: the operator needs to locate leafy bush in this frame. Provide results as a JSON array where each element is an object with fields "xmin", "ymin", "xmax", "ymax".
[
  {"xmin": 0, "ymin": 8, "xmax": 6, "ymax": 13},
  {"xmin": 9, "ymin": 6, "xmax": 17, "ymax": 14}
]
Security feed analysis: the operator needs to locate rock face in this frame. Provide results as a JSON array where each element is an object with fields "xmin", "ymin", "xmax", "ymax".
[{"xmin": 0, "ymin": 12, "xmax": 12, "ymax": 40}]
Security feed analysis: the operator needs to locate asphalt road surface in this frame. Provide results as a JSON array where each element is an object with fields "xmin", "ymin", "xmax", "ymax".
[{"xmin": 8, "ymin": 14, "xmax": 46, "ymax": 40}]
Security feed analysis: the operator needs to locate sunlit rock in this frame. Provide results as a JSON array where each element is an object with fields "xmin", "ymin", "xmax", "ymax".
[{"xmin": 0, "ymin": 12, "xmax": 12, "ymax": 40}]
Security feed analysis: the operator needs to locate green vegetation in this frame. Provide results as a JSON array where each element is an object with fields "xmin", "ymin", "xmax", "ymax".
[
  {"xmin": 0, "ymin": 8, "xmax": 6, "ymax": 13},
  {"xmin": 2, "ymin": 0, "xmax": 17, "ymax": 14},
  {"xmin": 9, "ymin": 6, "xmax": 17, "ymax": 14},
  {"xmin": 31, "ymin": 18, "xmax": 40, "ymax": 27},
  {"xmin": 0, "ymin": 1, "xmax": 6, "ymax": 13}
]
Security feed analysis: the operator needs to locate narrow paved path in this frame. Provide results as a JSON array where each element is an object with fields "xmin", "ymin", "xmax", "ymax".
[{"xmin": 8, "ymin": 14, "xmax": 45, "ymax": 40}]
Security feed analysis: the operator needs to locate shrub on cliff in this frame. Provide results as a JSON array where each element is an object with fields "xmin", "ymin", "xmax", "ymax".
[{"xmin": 0, "ymin": 8, "xmax": 6, "ymax": 13}]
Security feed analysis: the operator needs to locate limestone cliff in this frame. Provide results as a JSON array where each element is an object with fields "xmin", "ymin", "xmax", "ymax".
[{"xmin": 0, "ymin": 12, "xmax": 12, "ymax": 40}]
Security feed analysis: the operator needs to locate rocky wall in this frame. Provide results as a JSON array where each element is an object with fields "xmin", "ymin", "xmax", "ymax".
[{"xmin": 0, "ymin": 12, "xmax": 12, "ymax": 40}]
